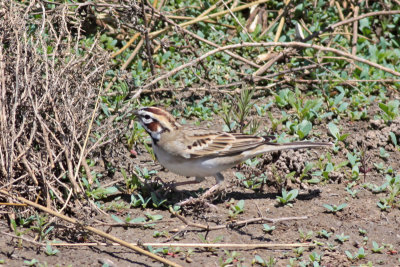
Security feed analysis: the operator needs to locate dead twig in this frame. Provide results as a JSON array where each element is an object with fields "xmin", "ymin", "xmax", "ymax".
[
  {"xmin": 0, "ymin": 189, "xmax": 182, "ymax": 267},
  {"xmin": 50, "ymin": 241, "xmax": 315, "ymax": 249},
  {"xmin": 134, "ymin": 41, "xmax": 400, "ymax": 98},
  {"xmin": 169, "ymin": 206, "xmax": 308, "ymax": 231}
]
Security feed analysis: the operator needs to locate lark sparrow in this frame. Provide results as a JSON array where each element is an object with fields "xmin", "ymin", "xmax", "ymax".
[{"xmin": 134, "ymin": 107, "xmax": 332, "ymax": 205}]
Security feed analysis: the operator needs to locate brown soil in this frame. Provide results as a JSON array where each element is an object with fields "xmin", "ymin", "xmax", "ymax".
[{"xmin": 1, "ymin": 104, "xmax": 400, "ymax": 267}]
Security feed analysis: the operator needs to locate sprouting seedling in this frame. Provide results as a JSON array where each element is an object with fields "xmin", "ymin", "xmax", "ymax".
[
  {"xmin": 228, "ymin": 199, "xmax": 245, "ymax": 219},
  {"xmin": 276, "ymin": 188, "xmax": 299, "ymax": 206},
  {"xmin": 262, "ymin": 224, "xmax": 275, "ymax": 234},
  {"xmin": 379, "ymin": 100, "xmax": 399, "ymax": 122},
  {"xmin": 323, "ymin": 203, "xmax": 347, "ymax": 214},
  {"xmin": 335, "ymin": 233, "xmax": 350, "ymax": 243},
  {"xmin": 317, "ymin": 229, "xmax": 333, "ymax": 239},
  {"xmin": 328, "ymin": 122, "xmax": 349, "ymax": 150},
  {"xmin": 345, "ymin": 247, "xmax": 366, "ymax": 261},
  {"xmin": 389, "ymin": 132, "xmax": 399, "ymax": 151},
  {"xmin": 371, "ymin": 241, "xmax": 384, "ymax": 253}
]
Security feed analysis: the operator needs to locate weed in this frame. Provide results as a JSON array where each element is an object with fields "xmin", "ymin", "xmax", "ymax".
[
  {"xmin": 317, "ymin": 229, "xmax": 332, "ymax": 239},
  {"xmin": 228, "ymin": 199, "xmax": 245, "ymax": 219},
  {"xmin": 308, "ymin": 252, "xmax": 322, "ymax": 264},
  {"xmin": 379, "ymin": 100, "xmax": 399, "ymax": 122},
  {"xmin": 371, "ymin": 241, "xmax": 384, "ymax": 253},
  {"xmin": 219, "ymin": 250, "xmax": 244, "ymax": 267},
  {"xmin": 377, "ymin": 198, "xmax": 391, "ymax": 211},
  {"xmin": 23, "ymin": 259, "xmax": 39, "ymax": 266},
  {"xmin": 328, "ymin": 122, "xmax": 349, "ymax": 150},
  {"xmin": 31, "ymin": 214, "xmax": 54, "ymax": 242},
  {"xmin": 44, "ymin": 243, "xmax": 59, "ymax": 256},
  {"xmin": 293, "ymin": 246, "xmax": 305, "ymax": 257},
  {"xmin": 323, "ymin": 203, "xmax": 347, "ymax": 214},
  {"xmin": 222, "ymin": 89, "xmax": 260, "ymax": 134},
  {"xmin": 379, "ymin": 147, "xmax": 390, "ymax": 159},
  {"xmin": 335, "ymin": 233, "xmax": 350, "ymax": 243},
  {"xmin": 262, "ymin": 224, "xmax": 275, "ymax": 234},
  {"xmin": 389, "ymin": 132, "xmax": 400, "ymax": 151},
  {"xmin": 276, "ymin": 189, "xmax": 298, "ymax": 206},
  {"xmin": 198, "ymin": 234, "xmax": 223, "ymax": 252},
  {"xmin": 153, "ymin": 230, "xmax": 169, "ymax": 238},
  {"xmin": 345, "ymin": 247, "xmax": 366, "ymax": 261},
  {"xmin": 298, "ymin": 229, "xmax": 313, "ymax": 242}
]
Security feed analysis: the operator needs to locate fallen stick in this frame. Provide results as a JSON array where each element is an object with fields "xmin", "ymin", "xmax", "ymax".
[
  {"xmin": 0, "ymin": 189, "xmax": 181, "ymax": 267},
  {"xmin": 50, "ymin": 242, "xmax": 315, "ymax": 249}
]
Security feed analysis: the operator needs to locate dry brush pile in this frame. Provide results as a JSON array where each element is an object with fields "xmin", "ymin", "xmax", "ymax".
[{"xmin": 0, "ymin": 2, "xmax": 114, "ymax": 212}]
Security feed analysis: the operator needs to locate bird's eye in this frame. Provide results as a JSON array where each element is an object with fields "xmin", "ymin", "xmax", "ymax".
[{"xmin": 144, "ymin": 115, "xmax": 151, "ymax": 120}]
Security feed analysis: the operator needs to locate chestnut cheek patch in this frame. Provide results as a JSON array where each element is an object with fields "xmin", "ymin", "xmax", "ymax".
[{"xmin": 147, "ymin": 121, "xmax": 160, "ymax": 132}]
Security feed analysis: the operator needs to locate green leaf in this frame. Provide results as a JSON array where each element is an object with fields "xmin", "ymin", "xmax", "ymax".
[
  {"xmin": 389, "ymin": 132, "xmax": 398, "ymax": 146},
  {"xmin": 298, "ymin": 120, "xmax": 312, "ymax": 139},
  {"xmin": 328, "ymin": 122, "xmax": 340, "ymax": 139},
  {"xmin": 111, "ymin": 214, "xmax": 124, "ymax": 223}
]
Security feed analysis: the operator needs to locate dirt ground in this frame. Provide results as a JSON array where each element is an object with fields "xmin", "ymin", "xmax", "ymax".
[{"xmin": 1, "ymin": 102, "xmax": 400, "ymax": 267}]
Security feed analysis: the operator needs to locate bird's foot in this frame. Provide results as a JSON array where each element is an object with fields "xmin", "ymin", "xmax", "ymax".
[{"xmin": 176, "ymin": 184, "xmax": 222, "ymax": 207}]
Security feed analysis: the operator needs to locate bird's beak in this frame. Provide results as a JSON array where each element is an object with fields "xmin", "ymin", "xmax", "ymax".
[{"xmin": 133, "ymin": 110, "xmax": 139, "ymax": 116}]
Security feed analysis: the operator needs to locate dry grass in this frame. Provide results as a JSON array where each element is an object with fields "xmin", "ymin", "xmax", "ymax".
[{"xmin": 0, "ymin": 2, "xmax": 113, "ymax": 211}]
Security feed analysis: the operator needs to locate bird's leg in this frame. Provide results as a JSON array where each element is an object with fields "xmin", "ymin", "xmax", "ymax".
[
  {"xmin": 198, "ymin": 173, "xmax": 224, "ymax": 199},
  {"xmin": 177, "ymin": 173, "xmax": 224, "ymax": 206}
]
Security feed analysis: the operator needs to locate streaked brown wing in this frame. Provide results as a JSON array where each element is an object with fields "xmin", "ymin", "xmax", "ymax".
[{"xmin": 182, "ymin": 131, "xmax": 267, "ymax": 158}]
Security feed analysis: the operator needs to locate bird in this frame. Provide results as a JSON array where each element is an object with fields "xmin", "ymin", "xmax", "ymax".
[{"xmin": 134, "ymin": 106, "xmax": 332, "ymax": 205}]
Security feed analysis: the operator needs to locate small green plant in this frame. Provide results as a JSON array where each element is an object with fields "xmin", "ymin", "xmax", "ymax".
[
  {"xmin": 31, "ymin": 214, "xmax": 54, "ymax": 242},
  {"xmin": 228, "ymin": 199, "xmax": 245, "ymax": 219},
  {"xmin": 262, "ymin": 224, "xmax": 276, "ymax": 234},
  {"xmin": 379, "ymin": 147, "xmax": 390, "ymax": 159},
  {"xmin": 345, "ymin": 247, "xmax": 366, "ymax": 261},
  {"xmin": 135, "ymin": 166, "xmax": 158, "ymax": 180},
  {"xmin": 297, "ymin": 120, "xmax": 313, "ymax": 140},
  {"xmin": 389, "ymin": 132, "xmax": 400, "ymax": 151},
  {"xmin": 358, "ymin": 228, "xmax": 367, "ymax": 236},
  {"xmin": 328, "ymin": 122, "xmax": 349, "ymax": 150},
  {"xmin": 130, "ymin": 193, "xmax": 151, "ymax": 208},
  {"xmin": 298, "ymin": 229, "xmax": 313, "ymax": 242},
  {"xmin": 219, "ymin": 250, "xmax": 244, "ymax": 266},
  {"xmin": 317, "ymin": 229, "xmax": 332, "ymax": 239},
  {"xmin": 267, "ymin": 111, "xmax": 289, "ymax": 132},
  {"xmin": 371, "ymin": 241, "xmax": 384, "ymax": 253},
  {"xmin": 153, "ymin": 230, "xmax": 168, "ymax": 238},
  {"xmin": 222, "ymin": 89, "xmax": 260, "ymax": 134},
  {"xmin": 313, "ymin": 152, "xmax": 348, "ymax": 182},
  {"xmin": 44, "ymin": 243, "xmax": 59, "ymax": 256},
  {"xmin": 252, "ymin": 255, "xmax": 276, "ymax": 267},
  {"xmin": 308, "ymin": 252, "xmax": 321, "ymax": 264},
  {"xmin": 335, "ymin": 233, "xmax": 350, "ymax": 243},
  {"xmin": 346, "ymin": 186, "xmax": 358, "ymax": 198},
  {"xmin": 252, "ymin": 255, "xmax": 267, "ymax": 266},
  {"xmin": 198, "ymin": 234, "xmax": 223, "ymax": 252},
  {"xmin": 276, "ymin": 188, "xmax": 299, "ymax": 206},
  {"xmin": 23, "ymin": 259, "xmax": 39, "ymax": 266},
  {"xmin": 151, "ymin": 192, "xmax": 167, "ymax": 208},
  {"xmin": 379, "ymin": 100, "xmax": 399, "ymax": 122},
  {"xmin": 323, "ymin": 203, "xmax": 347, "ymax": 214},
  {"xmin": 377, "ymin": 198, "xmax": 391, "ymax": 211},
  {"xmin": 293, "ymin": 246, "xmax": 305, "ymax": 257}
]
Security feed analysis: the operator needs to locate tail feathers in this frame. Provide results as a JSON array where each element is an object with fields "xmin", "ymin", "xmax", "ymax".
[{"xmin": 253, "ymin": 141, "xmax": 333, "ymax": 155}]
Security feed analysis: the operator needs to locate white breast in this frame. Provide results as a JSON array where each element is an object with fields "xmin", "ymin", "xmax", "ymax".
[{"xmin": 152, "ymin": 143, "xmax": 232, "ymax": 177}]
